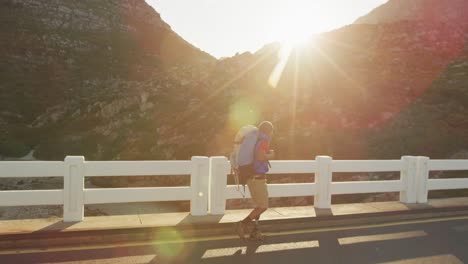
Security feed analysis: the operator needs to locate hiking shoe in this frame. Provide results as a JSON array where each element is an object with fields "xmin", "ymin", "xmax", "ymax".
[
  {"xmin": 249, "ymin": 228, "xmax": 265, "ymax": 241},
  {"xmin": 236, "ymin": 221, "xmax": 247, "ymax": 240}
]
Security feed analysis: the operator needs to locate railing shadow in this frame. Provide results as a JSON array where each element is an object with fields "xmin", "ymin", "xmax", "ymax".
[
  {"xmin": 84, "ymin": 201, "xmax": 189, "ymax": 216},
  {"xmin": 33, "ymin": 221, "xmax": 78, "ymax": 233},
  {"xmin": 176, "ymin": 214, "xmax": 224, "ymax": 226}
]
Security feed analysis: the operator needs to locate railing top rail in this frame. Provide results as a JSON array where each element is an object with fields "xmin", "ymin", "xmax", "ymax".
[
  {"xmin": 84, "ymin": 160, "xmax": 192, "ymax": 176},
  {"xmin": 428, "ymin": 160, "xmax": 468, "ymax": 171},
  {"xmin": 224, "ymin": 160, "xmax": 317, "ymax": 175}
]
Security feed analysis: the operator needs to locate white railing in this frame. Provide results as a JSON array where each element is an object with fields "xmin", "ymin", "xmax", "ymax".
[
  {"xmin": 1, "ymin": 155, "xmax": 468, "ymax": 222},
  {"xmin": 0, "ymin": 156, "xmax": 209, "ymax": 222},
  {"xmin": 208, "ymin": 156, "xmax": 468, "ymax": 214}
]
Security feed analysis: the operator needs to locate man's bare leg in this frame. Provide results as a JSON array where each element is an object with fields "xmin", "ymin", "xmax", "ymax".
[
  {"xmin": 243, "ymin": 207, "xmax": 266, "ymax": 223},
  {"xmin": 237, "ymin": 208, "xmax": 266, "ymax": 240},
  {"xmin": 247, "ymin": 209, "xmax": 266, "ymax": 240}
]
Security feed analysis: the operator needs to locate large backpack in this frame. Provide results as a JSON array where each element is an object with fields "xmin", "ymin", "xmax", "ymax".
[{"xmin": 229, "ymin": 125, "xmax": 260, "ymax": 196}]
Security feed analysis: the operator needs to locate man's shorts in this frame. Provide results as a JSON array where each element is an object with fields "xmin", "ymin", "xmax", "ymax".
[
  {"xmin": 239, "ymin": 165, "xmax": 255, "ymax": 180},
  {"xmin": 247, "ymin": 176, "xmax": 269, "ymax": 209}
]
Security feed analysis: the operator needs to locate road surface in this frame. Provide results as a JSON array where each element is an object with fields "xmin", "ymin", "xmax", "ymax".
[{"xmin": 1, "ymin": 215, "xmax": 468, "ymax": 263}]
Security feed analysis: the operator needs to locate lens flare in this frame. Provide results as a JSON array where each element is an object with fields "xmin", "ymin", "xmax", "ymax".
[
  {"xmin": 268, "ymin": 43, "xmax": 292, "ymax": 88},
  {"xmin": 229, "ymin": 100, "xmax": 260, "ymax": 128},
  {"xmin": 155, "ymin": 227, "xmax": 185, "ymax": 258}
]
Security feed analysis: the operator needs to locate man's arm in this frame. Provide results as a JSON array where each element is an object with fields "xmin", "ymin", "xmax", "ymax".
[
  {"xmin": 256, "ymin": 141, "xmax": 274, "ymax": 161},
  {"xmin": 265, "ymin": 150, "xmax": 275, "ymax": 160}
]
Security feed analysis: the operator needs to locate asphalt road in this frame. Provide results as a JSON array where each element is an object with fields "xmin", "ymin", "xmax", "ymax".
[{"xmin": 1, "ymin": 216, "xmax": 468, "ymax": 264}]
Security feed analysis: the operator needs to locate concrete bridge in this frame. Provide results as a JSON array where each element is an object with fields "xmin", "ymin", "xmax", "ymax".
[{"xmin": 1, "ymin": 156, "xmax": 468, "ymax": 263}]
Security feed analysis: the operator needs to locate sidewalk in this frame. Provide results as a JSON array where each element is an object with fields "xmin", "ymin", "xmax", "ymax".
[{"xmin": 0, "ymin": 198, "xmax": 468, "ymax": 236}]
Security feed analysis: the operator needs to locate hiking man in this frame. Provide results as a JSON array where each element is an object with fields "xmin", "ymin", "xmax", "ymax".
[{"xmin": 236, "ymin": 121, "xmax": 274, "ymax": 240}]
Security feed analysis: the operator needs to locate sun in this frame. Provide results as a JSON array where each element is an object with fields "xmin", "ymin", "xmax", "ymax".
[
  {"xmin": 267, "ymin": 1, "xmax": 322, "ymax": 87},
  {"xmin": 268, "ymin": 33, "xmax": 317, "ymax": 88},
  {"xmin": 279, "ymin": 27, "xmax": 312, "ymax": 48},
  {"xmin": 272, "ymin": 0, "xmax": 324, "ymax": 47}
]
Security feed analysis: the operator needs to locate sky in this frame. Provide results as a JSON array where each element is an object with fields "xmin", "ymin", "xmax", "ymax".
[{"xmin": 147, "ymin": 0, "xmax": 388, "ymax": 58}]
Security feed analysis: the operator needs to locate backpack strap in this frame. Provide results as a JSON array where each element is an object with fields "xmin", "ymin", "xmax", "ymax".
[
  {"xmin": 234, "ymin": 136, "xmax": 245, "ymax": 145},
  {"xmin": 253, "ymin": 138, "xmax": 263, "ymax": 161},
  {"xmin": 233, "ymin": 167, "xmax": 246, "ymax": 199}
]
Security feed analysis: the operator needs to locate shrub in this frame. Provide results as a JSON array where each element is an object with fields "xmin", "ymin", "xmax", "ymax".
[{"xmin": 0, "ymin": 139, "xmax": 30, "ymax": 158}]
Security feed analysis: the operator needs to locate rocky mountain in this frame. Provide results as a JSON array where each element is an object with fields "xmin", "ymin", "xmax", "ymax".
[
  {"xmin": 205, "ymin": 0, "xmax": 468, "ymax": 160},
  {"xmin": 369, "ymin": 52, "xmax": 468, "ymax": 159},
  {"xmin": 0, "ymin": 0, "xmax": 214, "ymax": 159},
  {"xmin": 355, "ymin": 0, "xmax": 468, "ymax": 27},
  {"xmin": 1, "ymin": 0, "xmax": 467, "ymax": 163},
  {"xmin": 352, "ymin": 0, "xmax": 468, "ymax": 159}
]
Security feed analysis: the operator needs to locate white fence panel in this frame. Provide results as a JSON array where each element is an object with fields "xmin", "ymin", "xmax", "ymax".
[
  {"xmin": 190, "ymin": 156, "xmax": 210, "ymax": 216},
  {"xmin": 429, "ymin": 160, "xmax": 468, "ymax": 171},
  {"xmin": 268, "ymin": 161, "xmax": 317, "ymax": 174},
  {"xmin": 331, "ymin": 180, "xmax": 403, "ymax": 195},
  {"xmin": 315, "ymin": 156, "xmax": 332, "ymax": 208},
  {"xmin": 268, "ymin": 183, "xmax": 316, "ymax": 197},
  {"xmin": 225, "ymin": 185, "xmax": 252, "ymax": 199},
  {"xmin": 332, "ymin": 160, "xmax": 402, "ymax": 172},
  {"xmin": 400, "ymin": 156, "xmax": 418, "ymax": 203},
  {"xmin": 0, "ymin": 161, "xmax": 63, "ymax": 177},
  {"xmin": 0, "ymin": 190, "xmax": 63, "ymax": 206},
  {"xmin": 209, "ymin": 157, "xmax": 230, "ymax": 215},
  {"xmin": 85, "ymin": 161, "xmax": 192, "ymax": 176},
  {"xmin": 1, "ymin": 156, "xmax": 468, "ymax": 221},
  {"xmin": 84, "ymin": 187, "xmax": 192, "ymax": 204},
  {"xmin": 428, "ymin": 179, "xmax": 468, "ymax": 191},
  {"xmin": 64, "ymin": 156, "xmax": 85, "ymax": 222},
  {"xmin": 225, "ymin": 183, "xmax": 316, "ymax": 200}
]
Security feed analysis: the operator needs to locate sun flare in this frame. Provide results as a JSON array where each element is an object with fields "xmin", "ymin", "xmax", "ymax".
[
  {"xmin": 273, "ymin": 1, "xmax": 324, "ymax": 46},
  {"xmin": 150, "ymin": 0, "xmax": 388, "ymax": 58},
  {"xmin": 268, "ymin": 33, "xmax": 317, "ymax": 88},
  {"xmin": 278, "ymin": 23, "xmax": 319, "ymax": 49},
  {"xmin": 265, "ymin": 1, "xmax": 323, "ymax": 88}
]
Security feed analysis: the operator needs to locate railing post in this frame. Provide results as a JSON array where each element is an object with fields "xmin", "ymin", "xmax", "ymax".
[
  {"xmin": 416, "ymin": 156, "xmax": 430, "ymax": 203},
  {"xmin": 314, "ymin": 156, "xmax": 332, "ymax": 208},
  {"xmin": 400, "ymin": 156, "xmax": 418, "ymax": 203},
  {"xmin": 209, "ymin": 156, "xmax": 229, "ymax": 215},
  {"xmin": 63, "ymin": 156, "xmax": 85, "ymax": 222},
  {"xmin": 191, "ymin": 156, "xmax": 210, "ymax": 216}
]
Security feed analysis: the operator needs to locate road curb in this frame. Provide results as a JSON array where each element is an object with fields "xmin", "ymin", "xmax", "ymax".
[{"xmin": 1, "ymin": 205, "xmax": 468, "ymax": 252}]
